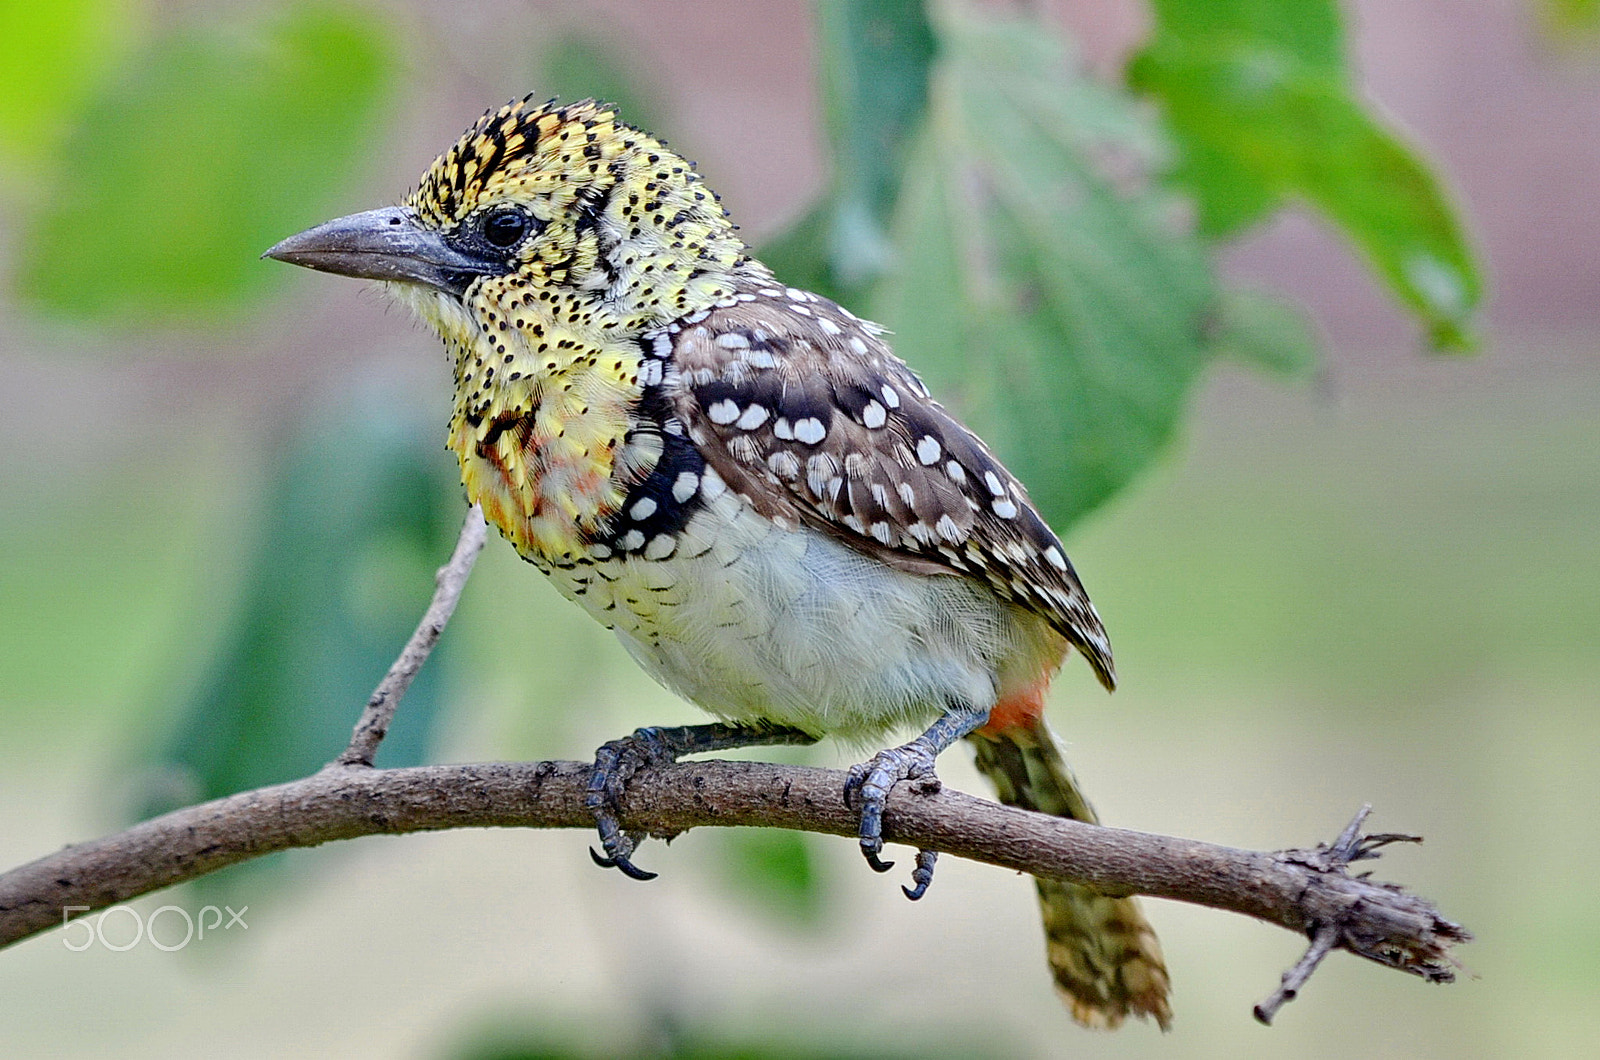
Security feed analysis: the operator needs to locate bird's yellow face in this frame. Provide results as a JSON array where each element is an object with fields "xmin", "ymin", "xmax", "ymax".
[
  {"xmin": 396, "ymin": 98, "xmax": 750, "ymax": 352},
  {"xmin": 408, "ymin": 99, "xmax": 627, "ymax": 300},
  {"xmin": 266, "ymin": 98, "xmax": 754, "ymax": 563}
]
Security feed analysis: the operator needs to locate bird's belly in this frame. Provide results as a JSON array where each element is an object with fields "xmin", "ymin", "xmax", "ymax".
[{"xmin": 545, "ymin": 494, "xmax": 1033, "ymax": 741}]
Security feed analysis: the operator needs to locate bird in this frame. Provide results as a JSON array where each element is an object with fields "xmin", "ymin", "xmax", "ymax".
[{"xmin": 265, "ymin": 97, "xmax": 1170, "ymax": 1030}]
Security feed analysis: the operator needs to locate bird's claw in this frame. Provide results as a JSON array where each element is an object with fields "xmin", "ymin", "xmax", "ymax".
[
  {"xmin": 588, "ymin": 845, "xmax": 658, "ymax": 881},
  {"xmin": 844, "ymin": 740, "xmax": 943, "ymax": 899},
  {"xmin": 585, "ymin": 726, "xmax": 675, "ymax": 881},
  {"xmin": 902, "ymin": 849, "xmax": 939, "ymax": 901}
]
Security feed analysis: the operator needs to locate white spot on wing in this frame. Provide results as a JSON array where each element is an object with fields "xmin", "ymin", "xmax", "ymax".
[
  {"xmin": 1044, "ymin": 546, "xmax": 1068, "ymax": 571},
  {"xmin": 793, "ymin": 418, "xmax": 827, "ymax": 445},
  {"xmin": 805, "ymin": 454, "xmax": 836, "ymax": 498},
  {"xmin": 736, "ymin": 404, "xmax": 770, "ymax": 430},
  {"xmin": 881, "ymin": 385, "xmax": 900, "ymax": 409},
  {"xmin": 862, "ymin": 400, "xmax": 887, "ymax": 429},
  {"xmin": 708, "ymin": 399, "xmax": 739, "ymax": 425},
  {"xmin": 916, "ymin": 436, "xmax": 941, "ymax": 465},
  {"xmin": 715, "ymin": 332, "xmax": 749, "ymax": 349},
  {"xmin": 672, "ymin": 472, "xmax": 700, "ymax": 503},
  {"xmin": 992, "ymin": 497, "xmax": 1019, "ymax": 519},
  {"xmin": 767, "ymin": 451, "xmax": 801, "ymax": 480},
  {"xmin": 630, "ymin": 497, "xmax": 657, "ymax": 521}
]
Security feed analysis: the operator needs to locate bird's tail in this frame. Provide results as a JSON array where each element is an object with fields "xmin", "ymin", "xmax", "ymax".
[{"xmin": 968, "ymin": 718, "xmax": 1172, "ymax": 1030}]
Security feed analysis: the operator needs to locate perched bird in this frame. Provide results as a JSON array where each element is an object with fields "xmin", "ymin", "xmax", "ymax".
[{"xmin": 266, "ymin": 97, "xmax": 1170, "ymax": 1029}]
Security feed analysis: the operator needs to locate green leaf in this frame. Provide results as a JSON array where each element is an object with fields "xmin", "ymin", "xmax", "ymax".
[
  {"xmin": 1212, "ymin": 289, "xmax": 1320, "ymax": 379},
  {"xmin": 15, "ymin": 2, "xmax": 395, "ymax": 325},
  {"xmin": 1129, "ymin": 0, "xmax": 1482, "ymax": 349},
  {"xmin": 870, "ymin": 5, "xmax": 1218, "ymax": 530},
  {"xmin": 759, "ymin": 201, "xmax": 844, "ymax": 304},
  {"xmin": 1143, "ymin": 0, "xmax": 1345, "ymax": 73},
  {"xmin": 766, "ymin": 0, "xmax": 937, "ymax": 295},
  {"xmin": 816, "ymin": 0, "xmax": 938, "ymax": 288},
  {"xmin": 0, "ymin": 0, "xmax": 137, "ymax": 167},
  {"xmin": 1539, "ymin": 0, "xmax": 1600, "ymax": 38},
  {"xmin": 142, "ymin": 376, "xmax": 463, "ymax": 821}
]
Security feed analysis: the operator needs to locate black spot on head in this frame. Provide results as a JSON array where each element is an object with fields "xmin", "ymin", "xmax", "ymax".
[{"xmin": 573, "ymin": 182, "xmax": 611, "ymax": 237}]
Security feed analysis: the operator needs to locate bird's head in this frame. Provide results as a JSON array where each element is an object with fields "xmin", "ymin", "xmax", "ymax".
[{"xmin": 266, "ymin": 97, "xmax": 751, "ymax": 339}]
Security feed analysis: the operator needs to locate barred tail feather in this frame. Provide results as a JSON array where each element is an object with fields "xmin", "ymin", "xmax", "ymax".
[{"xmin": 970, "ymin": 721, "xmax": 1172, "ymax": 1030}]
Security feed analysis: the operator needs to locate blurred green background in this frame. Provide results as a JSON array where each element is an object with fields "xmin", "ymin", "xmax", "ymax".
[{"xmin": 1, "ymin": 0, "xmax": 1596, "ymax": 1057}]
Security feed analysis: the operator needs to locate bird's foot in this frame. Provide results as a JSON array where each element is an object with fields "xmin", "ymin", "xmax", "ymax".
[
  {"xmin": 585, "ymin": 726, "xmax": 678, "ymax": 881},
  {"xmin": 585, "ymin": 721, "xmax": 816, "ymax": 880},
  {"xmin": 844, "ymin": 738, "xmax": 945, "ymax": 898}
]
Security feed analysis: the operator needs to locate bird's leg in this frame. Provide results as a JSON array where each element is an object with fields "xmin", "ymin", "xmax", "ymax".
[
  {"xmin": 843, "ymin": 701, "xmax": 990, "ymax": 899},
  {"xmin": 587, "ymin": 721, "xmax": 816, "ymax": 880}
]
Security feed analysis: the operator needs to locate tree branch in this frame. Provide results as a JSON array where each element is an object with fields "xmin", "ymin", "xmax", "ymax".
[
  {"xmin": 0, "ymin": 756, "xmax": 1470, "ymax": 1005},
  {"xmin": 338, "ymin": 505, "xmax": 487, "ymax": 767},
  {"xmin": 0, "ymin": 503, "xmax": 1471, "ymax": 1023},
  {"xmin": 1251, "ymin": 803, "xmax": 1425, "ymax": 1024}
]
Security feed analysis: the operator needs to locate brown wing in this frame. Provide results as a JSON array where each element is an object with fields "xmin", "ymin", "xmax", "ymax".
[{"xmin": 654, "ymin": 282, "xmax": 1116, "ymax": 689}]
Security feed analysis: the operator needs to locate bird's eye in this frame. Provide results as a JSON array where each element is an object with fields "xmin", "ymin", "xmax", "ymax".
[{"xmin": 480, "ymin": 207, "xmax": 532, "ymax": 250}]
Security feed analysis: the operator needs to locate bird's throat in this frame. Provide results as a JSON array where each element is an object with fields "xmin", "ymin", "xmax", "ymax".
[{"xmin": 437, "ymin": 301, "xmax": 644, "ymax": 567}]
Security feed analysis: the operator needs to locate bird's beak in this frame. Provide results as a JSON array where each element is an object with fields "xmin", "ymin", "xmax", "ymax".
[{"xmin": 263, "ymin": 206, "xmax": 495, "ymax": 296}]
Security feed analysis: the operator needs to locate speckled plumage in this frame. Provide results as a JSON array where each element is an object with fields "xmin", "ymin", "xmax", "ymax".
[{"xmin": 270, "ymin": 96, "xmax": 1170, "ymax": 1030}]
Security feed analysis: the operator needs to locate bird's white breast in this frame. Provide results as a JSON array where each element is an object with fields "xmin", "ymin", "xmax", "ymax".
[{"xmin": 544, "ymin": 491, "xmax": 1048, "ymax": 742}]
